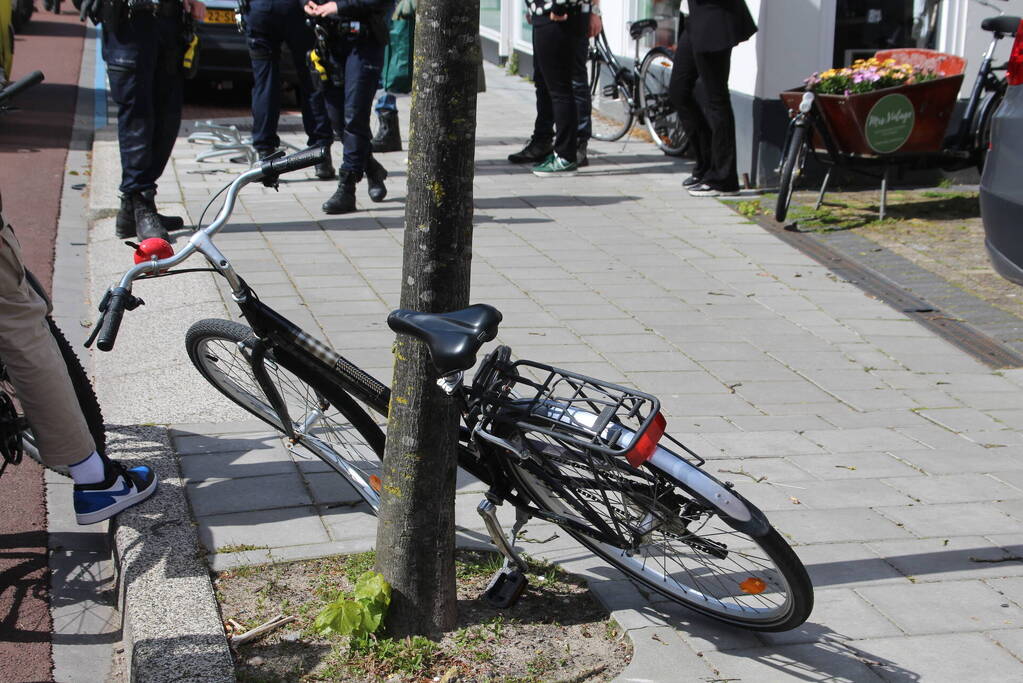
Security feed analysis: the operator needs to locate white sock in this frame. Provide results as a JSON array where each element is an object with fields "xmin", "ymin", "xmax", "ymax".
[{"xmin": 69, "ymin": 451, "xmax": 106, "ymax": 485}]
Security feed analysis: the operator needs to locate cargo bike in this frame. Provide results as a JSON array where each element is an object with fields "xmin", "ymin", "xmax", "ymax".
[{"xmin": 774, "ymin": 14, "xmax": 1021, "ymax": 224}]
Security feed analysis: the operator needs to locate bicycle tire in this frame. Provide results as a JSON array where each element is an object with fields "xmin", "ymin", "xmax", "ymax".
[
  {"xmin": 2, "ymin": 317, "xmax": 106, "ymax": 478},
  {"xmin": 638, "ymin": 47, "xmax": 688, "ymax": 156},
  {"xmin": 775, "ymin": 123, "xmax": 808, "ymax": 223},
  {"xmin": 973, "ymin": 88, "xmax": 1004, "ymax": 173},
  {"xmin": 588, "ymin": 53, "xmax": 633, "ymax": 142},
  {"xmin": 185, "ymin": 318, "xmax": 386, "ymax": 507},
  {"xmin": 503, "ymin": 421, "xmax": 813, "ymax": 631}
]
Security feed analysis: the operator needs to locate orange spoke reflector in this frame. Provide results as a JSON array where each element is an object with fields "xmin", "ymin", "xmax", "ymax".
[
  {"xmin": 369, "ymin": 475, "xmax": 382, "ymax": 492},
  {"xmin": 740, "ymin": 577, "xmax": 767, "ymax": 595}
]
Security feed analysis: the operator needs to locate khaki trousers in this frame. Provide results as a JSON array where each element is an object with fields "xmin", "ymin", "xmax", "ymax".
[{"xmin": 0, "ymin": 221, "xmax": 96, "ymax": 466}]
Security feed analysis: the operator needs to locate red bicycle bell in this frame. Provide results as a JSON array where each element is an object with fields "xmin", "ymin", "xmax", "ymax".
[{"xmin": 132, "ymin": 238, "xmax": 174, "ymax": 270}]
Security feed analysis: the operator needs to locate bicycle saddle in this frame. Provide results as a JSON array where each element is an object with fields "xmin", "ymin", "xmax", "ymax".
[
  {"xmin": 981, "ymin": 15, "xmax": 1020, "ymax": 36},
  {"xmin": 629, "ymin": 18, "xmax": 658, "ymax": 40},
  {"xmin": 387, "ymin": 304, "xmax": 503, "ymax": 375}
]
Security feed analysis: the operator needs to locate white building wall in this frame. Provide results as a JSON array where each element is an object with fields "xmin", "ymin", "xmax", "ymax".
[{"xmin": 940, "ymin": 0, "xmax": 1023, "ymax": 95}]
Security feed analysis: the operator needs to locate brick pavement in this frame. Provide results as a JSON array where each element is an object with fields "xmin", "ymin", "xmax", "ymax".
[{"xmin": 88, "ymin": 62, "xmax": 1023, "ymax": 681}]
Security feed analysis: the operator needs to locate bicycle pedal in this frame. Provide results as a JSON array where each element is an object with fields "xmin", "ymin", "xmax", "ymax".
[
  {"xmin": 601, "ymin": 85, "xmax": 619, "ymax": 99},
  {"xmin": 481, "ymin": 566, "xmax": 528, "ymax": 609}
]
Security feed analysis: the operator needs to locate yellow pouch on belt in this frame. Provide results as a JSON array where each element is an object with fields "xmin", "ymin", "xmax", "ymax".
[{"xmin": 309, "ymin": 49, "xmax": 328, "ymax": 82}]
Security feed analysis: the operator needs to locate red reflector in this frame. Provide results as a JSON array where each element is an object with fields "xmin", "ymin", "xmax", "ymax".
[
  {"xmin": 626, "ymin": 412, "xmax": 666, "ymax": 468},
  {"xmin": 1008, "ymin": 19, "xmax": 1023, "ymax": 86}
]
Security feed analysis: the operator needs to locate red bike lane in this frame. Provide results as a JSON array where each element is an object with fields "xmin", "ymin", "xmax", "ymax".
[{"xmin": 0, "ymin": 9, "xmax": 85, "ymax": 681}]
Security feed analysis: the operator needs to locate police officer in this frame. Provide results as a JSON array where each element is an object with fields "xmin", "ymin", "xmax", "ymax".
[
  {"xmin": 305, "ymin": 0, "xmax": 390, "ymax": 215},
  {"xmin": 243, "ymin": 0, "xmax": 335, "ymax": 177},
  {"xmin": 85, "ymin": 0, "xmax": 206, "ymax": 240}
]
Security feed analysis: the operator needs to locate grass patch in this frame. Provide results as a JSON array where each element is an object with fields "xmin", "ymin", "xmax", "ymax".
[{"xmin": 218, "ymin": 544, "xmax": 269, "ymax": 554}]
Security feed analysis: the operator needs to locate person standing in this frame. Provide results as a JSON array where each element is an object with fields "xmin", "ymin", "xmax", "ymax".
[
  {"xmin": 305, "ymin": 0, "xmax": 390, "ymax": 214},
  {"xmin": 370, "ymin": 0, "xmax": 413, "ymax": 153},
  {"xmin": 525, "ymin": 0, "xmax": 590, "ymax": 177},
  {"xmin": 243, "ymin": 0, "xmax": 336, "ymax": 178},
  {"xmin": 90, "ymin": 0, "xmax": 206, "ymax": 240},
  {"xmin": 508, "ymin": 0, "xmax": 599, "ymax": 168},
  {"xmin": 668, "ymin": 0, "xmax": 755, "ymax": 197}
]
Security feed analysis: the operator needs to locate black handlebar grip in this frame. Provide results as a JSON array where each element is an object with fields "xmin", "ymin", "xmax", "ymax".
[
  {"xmin": 96, "ymin": 288, "xmax": 128, "ymax": 352},
  {"xmin": 0, "ymin": 71, "xmax": 44, "ymax": 105},
  {"xmin": 260, "ymin": 145, "xmax": 328, "ymax": 178}
]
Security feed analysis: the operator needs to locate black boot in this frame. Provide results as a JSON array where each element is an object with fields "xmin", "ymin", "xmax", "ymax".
[
  {"xmin": 365, "ymin": 155, "xmax": 387, "ymax": 203},
  {"xmin": 315, "ymin": 145, "xmax": 336, "ymax": 180},
  {"xmin": 142, "ymin": 190, "xmax": 185, "ymax": 232},
  {"xmin": 322, "ymin": 171, "xmax": 359, "ymax": 215},
  {"xmin": 371, "ymin": 110, "xmax": 402, "ymax": 153},
  {"xmin": 508, "ymin": 136, "xmax": 553, "ymax": 164},
  {"xmin": 577, "ymin": 140, "xmax": 589, "ymax": 168},
  {"xmin": 133, "ymin": 192, "xmax": 169, "ymax": 241}
]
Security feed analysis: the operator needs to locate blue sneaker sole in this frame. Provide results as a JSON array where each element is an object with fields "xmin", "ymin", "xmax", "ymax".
[{"xmin": 76, "ymin": 477, "xmax": 159, "ymax": 525}]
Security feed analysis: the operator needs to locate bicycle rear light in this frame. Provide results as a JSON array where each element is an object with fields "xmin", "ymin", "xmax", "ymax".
[
  {"xmin": 626, "ymin": 411, "xmax": 665, "ymax": 468},
  {"xmin": 1008, "ymin": 19, "xmax": 1023, "ymax": 86}
]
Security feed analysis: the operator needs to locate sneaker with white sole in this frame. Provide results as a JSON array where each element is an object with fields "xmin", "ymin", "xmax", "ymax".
[
  {"xmin": 73, "ymin": 461, "xmax": 158, "ymax": 525},
  {"xmin": 531, "ymin": 154, "xmax": 578, "ymax": 177},
  {"xmin": 688, "ymin": 183, "xmax": 739, "ymax": 197}
]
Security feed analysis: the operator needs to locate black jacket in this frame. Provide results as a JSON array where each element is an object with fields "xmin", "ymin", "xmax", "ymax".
[
  {"xmin": 309, "ymin": 0, "xmax": 392, "ymax": 45},
  {"xmin": 683, "ymin": 0, "xmax": 756, "ymax": 53}
]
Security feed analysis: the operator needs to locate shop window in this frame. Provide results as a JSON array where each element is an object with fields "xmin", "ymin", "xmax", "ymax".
[
  {"xmin": 635, "ymin": 0, "xmax": 680, "ymax": 49},
  {"xmin": 481, "ymin": 0, "xmax": 501, "ymax": 32},
  {"xmin": 833, "ymin": 0, "xmax": 940, "ymax": 67}
]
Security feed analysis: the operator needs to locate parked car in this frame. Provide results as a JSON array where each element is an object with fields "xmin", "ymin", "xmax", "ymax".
[
  {"xmin": 981, "ymin": 16, "xmax": 1023, "ymax": 285},
  {"xmin": 194, "ymin": 0, "xmax": 300, "ymax": 85}
]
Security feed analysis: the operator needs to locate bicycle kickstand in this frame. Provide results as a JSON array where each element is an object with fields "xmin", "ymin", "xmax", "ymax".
[{"xmin": 477, "ymin": 497, "xmax": 530, "ymax": 608}]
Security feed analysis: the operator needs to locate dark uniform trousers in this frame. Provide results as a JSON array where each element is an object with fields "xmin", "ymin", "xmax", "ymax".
[
  {"xmin": 531, "ymin": 11, "xmax": 587, "ymax": 163},
  {"xmin": 102, "ymin": 10, "xmax": 185, "ymax": 195},
  {"xmin": 321, "ymin": 35, "xmax": 384, "ymax": 174},
  {"xmin": 246, "ymin": 0, "xmax": 333, "ymax": 152}
]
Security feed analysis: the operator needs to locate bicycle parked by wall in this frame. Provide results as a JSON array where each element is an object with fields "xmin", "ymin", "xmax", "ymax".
[
  {"xmin": 588, "ymin": 19, "xmax": 687, "ymax": 156},
  {"xmin": 775, "ymin": 12, "xmax": 1018, "ymax": 223},
  {"xmin": 90, "ymin": 147, "xmax": 813, "ymax": 631}
]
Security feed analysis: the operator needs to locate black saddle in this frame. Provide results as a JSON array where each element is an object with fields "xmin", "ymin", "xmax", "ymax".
[
  {"xmin": 981, "ymin": 15, "xmax": 1020, "ymax": 36},
  {"xmin": 629, "ymin": 18, "xmax": 658, "ymax": 40},
  {"xmin": 387, "ymin": 304, "xmax": 503, "ymax": 375}
]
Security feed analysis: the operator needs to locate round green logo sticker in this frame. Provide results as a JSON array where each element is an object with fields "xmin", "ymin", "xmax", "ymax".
[{"xmin": 865, "ymin": 94, "xmax": 915, "ymax": 154}]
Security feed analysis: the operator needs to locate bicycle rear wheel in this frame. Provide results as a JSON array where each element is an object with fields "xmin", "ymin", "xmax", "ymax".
[
  {"xmin": 588, "ymin": 52, "xmax": 633, "ymax": 142},
  {"xmin": 775, "ymin": 123, "xmax": 808, "ymax": 223},
  {"xmin": 1, "ymin": 317, "xmax": 106, "ymax": 478},
  {"xmin": 504, "ymin": 423, "xmax": 812, "ymax": 631},
  {"xmin": 185, "ymin": 318, "xmax": 385, "ymax": 508},
  {"xmin": 638, "ymin": 47, "xmax": 688, "ymax": 156}
]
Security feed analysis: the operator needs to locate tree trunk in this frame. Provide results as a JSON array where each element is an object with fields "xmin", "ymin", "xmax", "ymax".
[{"xmin": 374, "ymin": 0, "xmax": 480, "ymax": 639}]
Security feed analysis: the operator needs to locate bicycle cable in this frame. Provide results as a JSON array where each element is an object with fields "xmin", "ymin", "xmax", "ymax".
[{"xmin": 194, "ymin": 180, "xmax": 232, "ymax": 233}]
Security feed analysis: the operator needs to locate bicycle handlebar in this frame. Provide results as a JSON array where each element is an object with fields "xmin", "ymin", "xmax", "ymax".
[
  {"xmin": 96, "ymin": 288, "xmax": 129, "ymax": 352},
  {"xmin": 260, "ymin": 145, "xmax": 328, "ymax": 178},
  {"xmin": 0, "ymin": 71, "xmax": 44, "ymax": 106},
  {"xmin": 92, "ymin": 145, "xmax": 328, "ymax": 351}
]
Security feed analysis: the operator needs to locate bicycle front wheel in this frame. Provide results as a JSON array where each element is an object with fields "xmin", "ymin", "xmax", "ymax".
[
  {"xmin": 775, "ymin": 123, "xmax": 808, "ymax": 223},
  {"xmin": 588, "ymin": 53, "xmax": 633, "ymax": 142},
  {"xmin": 505, "ymin": 424, "xmax": 812, "ymax": 631},
  {"xmin": 638, "ymin": 47, "xmax": 688, "ymax": 156},
  {"xmin": 2, "ymin": 317, "xmax": 106, "ymax": 477},
  {"xmin": 185, "ymin": 319, "xmax": 385, "ymax": 508}
]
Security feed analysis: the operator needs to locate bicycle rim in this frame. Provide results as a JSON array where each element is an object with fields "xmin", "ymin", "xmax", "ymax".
[
  {"xmin": 506, "ymin": 426, "xmax": 812, "ymax": 630},
  {"xmin": 2, "ymin": 317, "xmax": 105, "ymax": 477},
  {"xmin": 588, "ymin": 55, "xmax": 633, "ymax": 141},
  {"xmin": 639, "ymin": 48, "xmax": 688, "ymax": 155},
  {"xmin": 775, "ymin": 125, "xmax": 807, "ymax": 223},
  {"xmin": 185, "ymin": 319, "xmax": 385, "ymax": 507}
]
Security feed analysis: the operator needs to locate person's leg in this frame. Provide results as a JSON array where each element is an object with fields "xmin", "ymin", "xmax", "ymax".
[
  {"xmin": 508, "ymin": 61, "xmax": 555, "ymax": 163},
  {"xmin": 246, "ymin": 0, "xmax": 283, "ymax": 153},
  {"xmin": 692, "ymin": 48, "xmax": 738, "ymax": 191},
  {"xmin": 146, "ymin": 14, "xmax": 184, "ymax": 193},
  {"xmin": 284, "ymin": 8, "xmax": 333, "ymax": 149},
  {"xmin": 571, "ymin": 28, "xmax": 591, "ymax": 143},
  {"xmin": 0, "ymin": 224, "xmax": 94, "ymax": 468},
  {"xmin": 531, "ymin": 16, "xmax": 580, "ymax": 165},
  {"xmin": 667, "ymin": 30, "xmax": 711, "ymax": 180},
  {"xmin": 340, "ymin": 39, "xmax": 385, "ymax": 174},
  {"xmin": 102, "ymin": 16, "xmax": 157, "ymax": 196}
]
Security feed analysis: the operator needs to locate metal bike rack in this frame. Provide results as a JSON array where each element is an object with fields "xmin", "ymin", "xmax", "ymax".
[{"xmin": 186, "ymin": 120, "xmax": 300, "ymax": 164}]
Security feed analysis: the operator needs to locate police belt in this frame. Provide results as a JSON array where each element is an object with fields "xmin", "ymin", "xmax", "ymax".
[{"xmin": 321, "ymin": 18, "xmax": 366, "ymax": 40}]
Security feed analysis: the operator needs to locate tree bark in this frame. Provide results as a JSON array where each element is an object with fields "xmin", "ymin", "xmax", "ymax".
[{"xmin": 374, "ymin": 0, "xmax": 480, "ymax": 639}]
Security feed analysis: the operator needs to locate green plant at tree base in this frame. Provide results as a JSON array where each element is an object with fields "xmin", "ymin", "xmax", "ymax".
[
  {"xmin": 314, "ymin": 571, "xmax": 392, "ymax": 641},
  {"xmin": 506, "ymin": 51, "xmax": 520, "ymax": 76}
]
